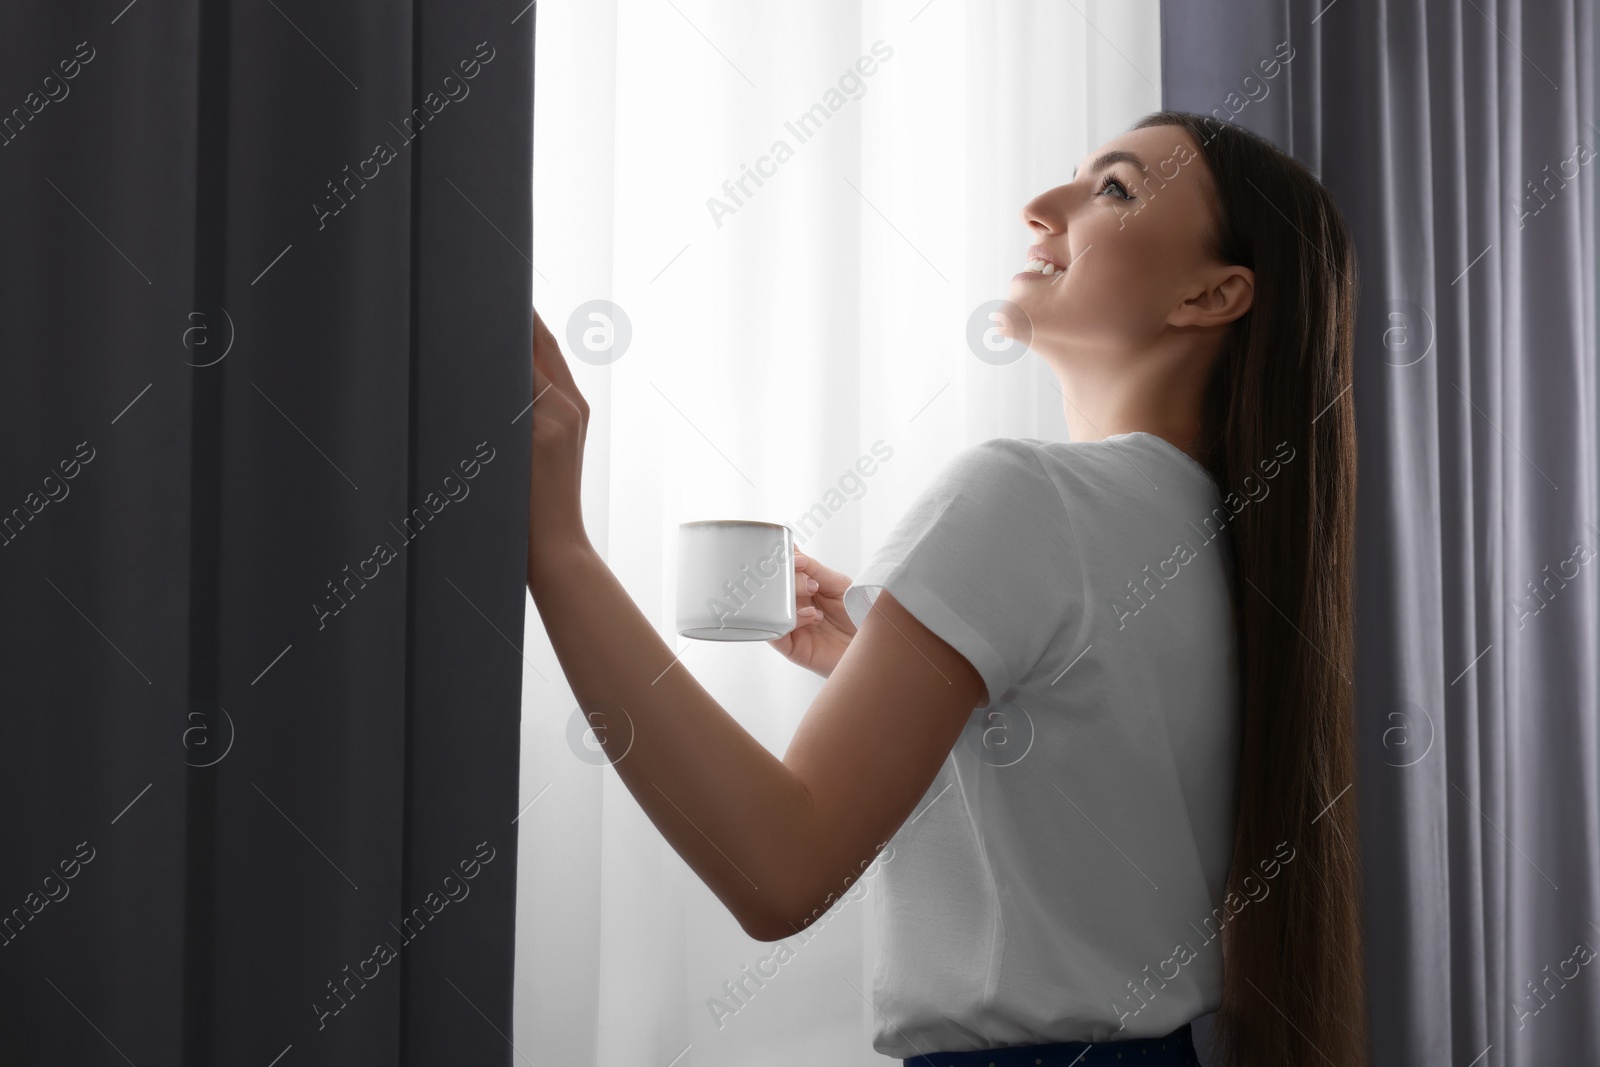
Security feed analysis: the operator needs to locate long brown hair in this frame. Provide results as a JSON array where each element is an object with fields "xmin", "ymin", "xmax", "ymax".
[{"xmin": 1131, "ymin": 111, "xmax": 1367, "ymax": 1065}]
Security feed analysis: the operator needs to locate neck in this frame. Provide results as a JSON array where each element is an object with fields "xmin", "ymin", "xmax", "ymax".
[{"xmin": 1044, "ymin": 339, "xmax": 1215, "ymax": 461}]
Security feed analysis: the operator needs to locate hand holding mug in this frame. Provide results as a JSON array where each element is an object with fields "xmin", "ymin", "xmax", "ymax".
[{"xmin": 767, "ymin": 550, "xmax": 858, "ymax": 678}]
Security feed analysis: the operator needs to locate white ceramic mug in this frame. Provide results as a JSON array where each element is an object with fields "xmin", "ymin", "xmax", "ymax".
[{"xmin": 676, "ymin": 520, "xmax": 796, "ymax": 641}]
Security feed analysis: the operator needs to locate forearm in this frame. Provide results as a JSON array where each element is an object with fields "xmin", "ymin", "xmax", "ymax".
[{"xmin": 529, "ymin": 540, "xmax": 814, "ymax": 937}]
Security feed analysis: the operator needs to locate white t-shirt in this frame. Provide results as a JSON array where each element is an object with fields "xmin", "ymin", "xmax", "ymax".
[{"xmin": 842, "ymin": 432, "xmax": 1240, "ymax": 1058}]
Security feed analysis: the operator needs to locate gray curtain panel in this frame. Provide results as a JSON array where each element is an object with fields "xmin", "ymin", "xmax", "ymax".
[
  {"xmin": 0, "ymin": 2, "xmax": 531, "ymax": 1063},
  {"xmin": 1162, "ymin": 1, "xmax": 1599, "ymax": 1064}
]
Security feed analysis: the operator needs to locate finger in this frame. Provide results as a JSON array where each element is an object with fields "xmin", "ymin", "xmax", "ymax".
[
  {"xmin": 532, "ymin": 361, "xmax": 566, "ymax": 413},
  {"xmin": 794, "ymin": 565, "xmax": 821, "ymax": 598},
  {"xmin": 532, "ymin": 307, "xmax": 583, "ymax": 409},
  {"xmin": 793, "ymin": 556, "xmax": 818, "ymax": 604},
  {"xmin": 794, "ymin": 550, "xmax": 853, "ymax": 598},
  {"xmin": 532, "ymin": 362, "xmax": 580, "ymax": 429},
  {"xmin": 533, "ymin": 360, "xmax": 555, "ymax": 402}
]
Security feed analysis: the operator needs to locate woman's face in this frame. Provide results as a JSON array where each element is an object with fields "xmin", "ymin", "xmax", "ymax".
[{"xmin": 1006, "ymin": 124, "xmax": 1237, "ymax": 358}]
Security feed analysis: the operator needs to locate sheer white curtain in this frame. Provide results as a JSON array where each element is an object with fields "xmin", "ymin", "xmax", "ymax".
[{"xmin": 517, "ymin": 2, "xmax": 1161, "ymax": 1062}]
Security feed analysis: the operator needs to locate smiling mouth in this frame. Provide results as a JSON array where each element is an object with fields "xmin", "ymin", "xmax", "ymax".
[
  {"xmin": 1020, "ymin": 258, "xmax": 1065, "ymax": 276},
  {"xmin": 1014, "ymin": 258, "xmax": 1067, "ymax": 281}
]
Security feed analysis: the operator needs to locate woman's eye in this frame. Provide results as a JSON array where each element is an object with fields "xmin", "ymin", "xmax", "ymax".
[{"xmin": 1097, "ymin": 174, "xmax": 1134, "ymax": 201}]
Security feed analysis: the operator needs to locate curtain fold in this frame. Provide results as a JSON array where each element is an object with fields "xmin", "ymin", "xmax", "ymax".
[
  {"xmin": 0, "ymin": 3, "xmax": 531, "ymax": 1063},
  {"xmin": 1161, "ymin": 2, "xmax": 1599, "ymax": 1063}
]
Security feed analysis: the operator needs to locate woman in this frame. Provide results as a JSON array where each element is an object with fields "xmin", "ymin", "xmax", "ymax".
[{"xmin": 529, "ymin": 110, "xmax": 1366, "ymax": 1066}]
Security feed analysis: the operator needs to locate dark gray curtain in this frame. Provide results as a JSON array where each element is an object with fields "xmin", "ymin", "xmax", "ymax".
[
  {"xmin": 0, "ymin": 2, "xmax": 531, "ymax": 1063},
  {"xmin": 1162, "ymin": 2, "xmax": 1599, "ymax": 1064}
]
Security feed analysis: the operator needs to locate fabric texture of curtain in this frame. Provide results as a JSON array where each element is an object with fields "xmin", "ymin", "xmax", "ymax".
[
  {"xmin": 1161, "ymin": 1, "xmax": 1599, "ymax": 1063},
  {"xmin": 0, "ymin": 3, "xmax": 532, "ymax": 1063},
  {"xmin": 519, "ymin": 1, "xmax": 1163, "ymax": 1062}
]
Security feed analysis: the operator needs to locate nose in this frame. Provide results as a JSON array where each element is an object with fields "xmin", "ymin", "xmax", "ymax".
[{"xmin": 1019, "ymin": 185, "xmax": 1068, "ymax": 235}]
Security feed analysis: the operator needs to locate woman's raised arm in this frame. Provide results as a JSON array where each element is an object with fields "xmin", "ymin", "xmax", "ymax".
[{"xmin": 530, "ymin": 310, "xmax": 984, "ymax": 940}]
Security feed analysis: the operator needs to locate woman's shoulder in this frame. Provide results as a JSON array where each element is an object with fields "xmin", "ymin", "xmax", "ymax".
[
  {"xmin": 1017, "ymin": 431, "xmax": 1216, "ymax": 502},
  {"xmin": 912, "ymin": 435, "xmax": 1221, "ymax": 556}
]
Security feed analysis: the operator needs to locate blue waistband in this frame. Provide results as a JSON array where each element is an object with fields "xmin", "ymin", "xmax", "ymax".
[{"xmin": 903, "ymin": 1023, "xmax": 1201, "ymax": 1067}]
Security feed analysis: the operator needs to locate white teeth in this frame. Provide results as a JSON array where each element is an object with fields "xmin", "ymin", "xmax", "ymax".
[{"xmin": 1023, "ymin": 258, "xmax": 1061, "ymax": 275}]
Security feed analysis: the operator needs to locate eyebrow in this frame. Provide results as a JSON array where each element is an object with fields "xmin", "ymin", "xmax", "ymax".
[{"xmin": 1070, "ymin": 149, "xmax": 1145, "ymax": 181}]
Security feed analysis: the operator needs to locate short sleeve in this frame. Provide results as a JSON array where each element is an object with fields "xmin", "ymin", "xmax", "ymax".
[{"xmin": 843, "ymin": 438, "xmax": 1081, "ymax": 706}]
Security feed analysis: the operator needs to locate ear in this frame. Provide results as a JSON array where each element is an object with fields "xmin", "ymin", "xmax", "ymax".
[{"xmin": 1168, "ymin": 265, "xmax": 1254, "ymax": 329}]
